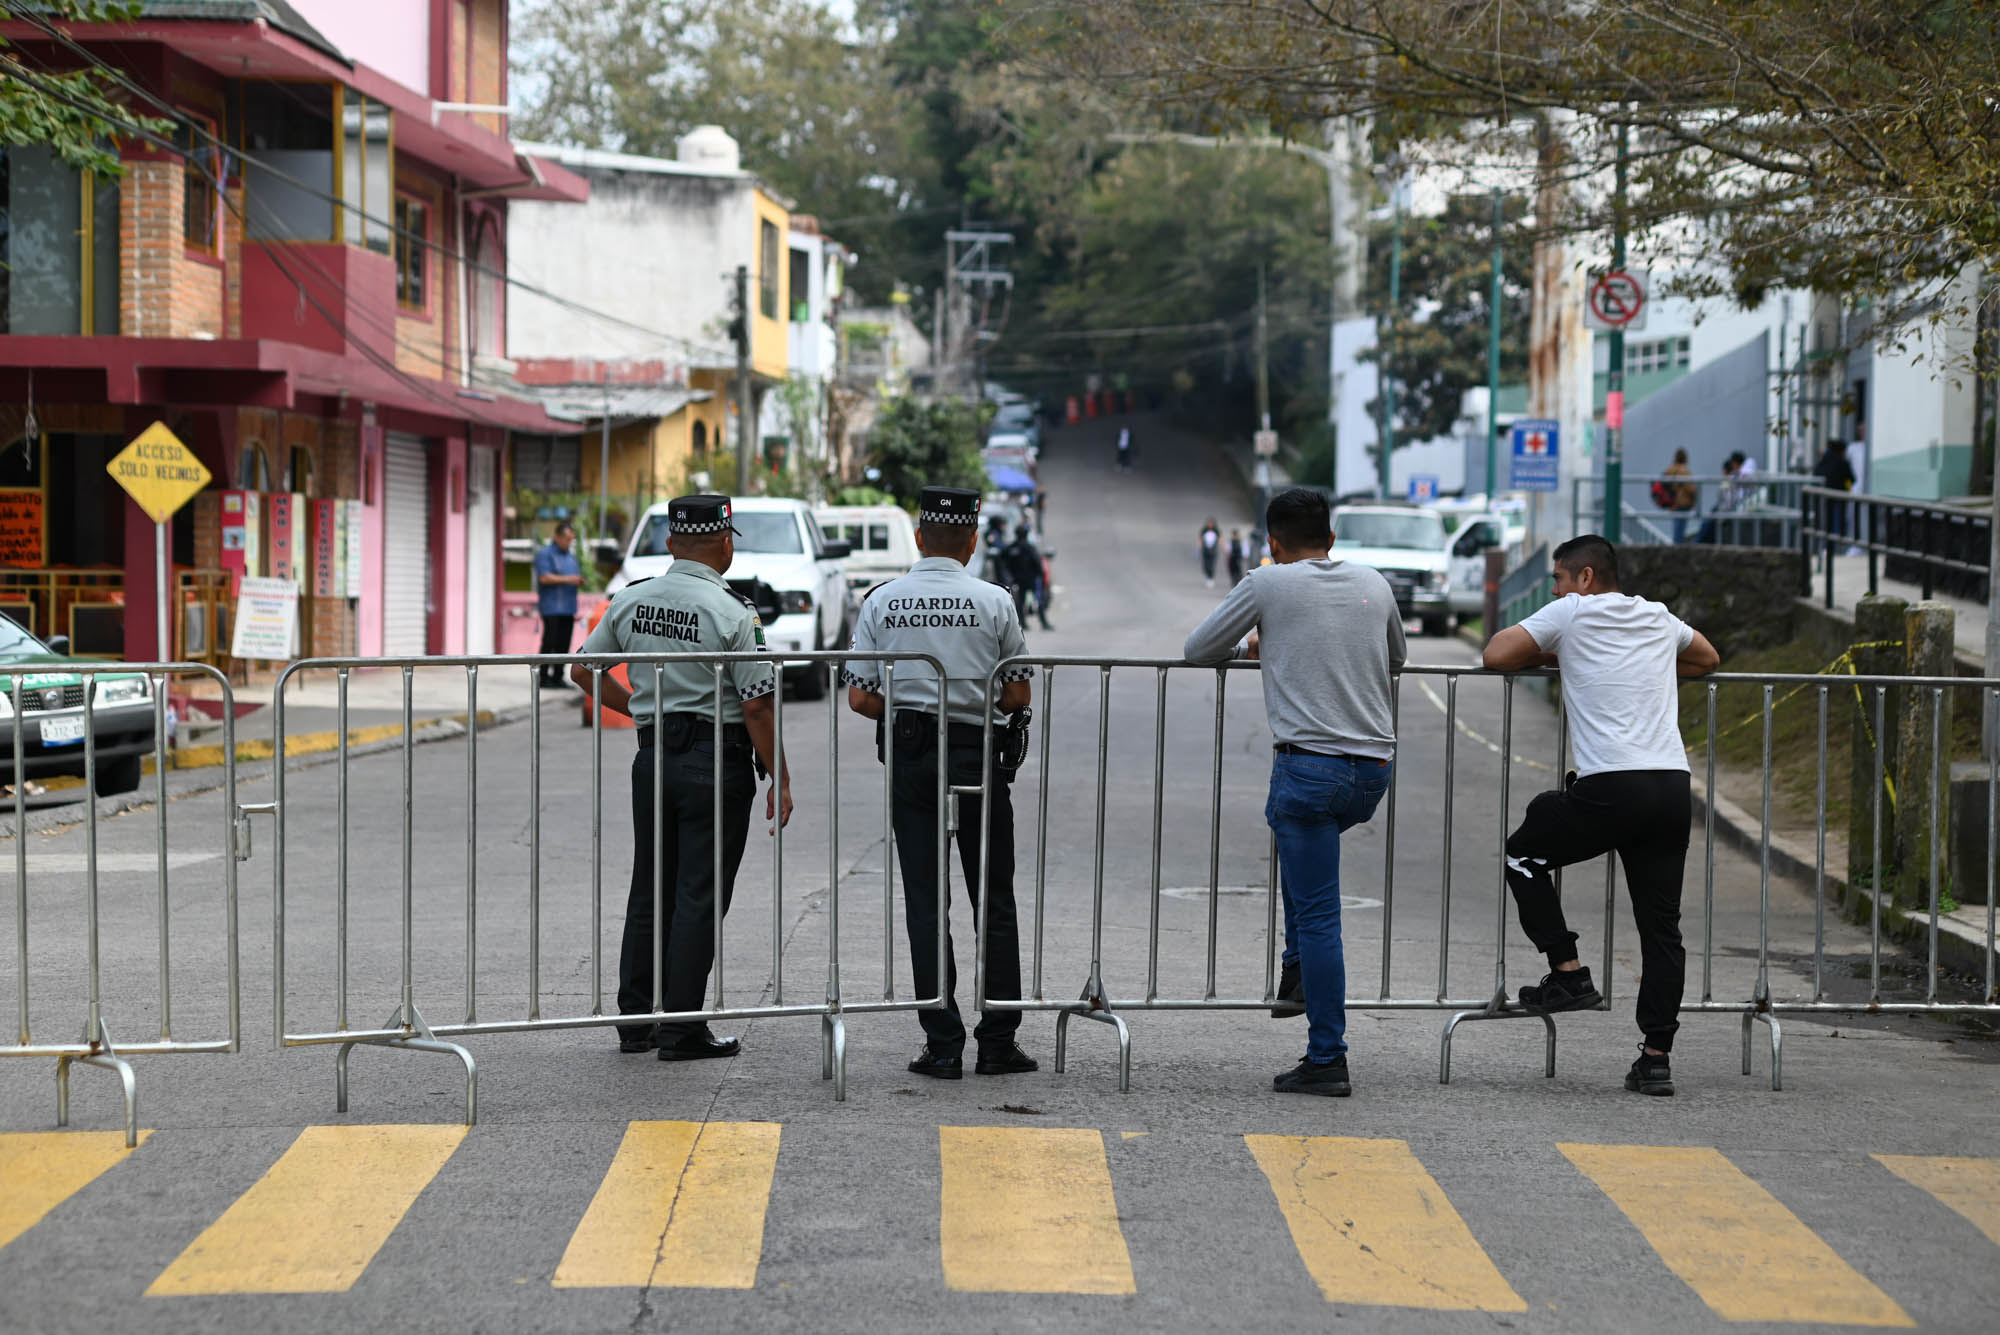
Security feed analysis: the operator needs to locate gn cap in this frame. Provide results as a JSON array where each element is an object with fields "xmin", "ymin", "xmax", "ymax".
[
  {"xmin": 919, "ymin": 486, "xmax": 982, "ymax": 526},
  {"xmin": 667, "ymin": 494, "xmax": 740, "ymax": 535}
]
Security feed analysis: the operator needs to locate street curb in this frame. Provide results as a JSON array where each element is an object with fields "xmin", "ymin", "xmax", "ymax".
[
  {"xmin": 0, "ymin": 702, "xmax": 539, "ymax": 839},
  {"xmin": 1689, "ymin": 771, "xmax": 1993, "ymax": 983}
]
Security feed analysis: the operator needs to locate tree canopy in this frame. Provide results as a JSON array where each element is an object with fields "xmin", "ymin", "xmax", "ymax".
[{"xmin": 0, "ymin": 3, "xmax": 164, "ymax": 175}]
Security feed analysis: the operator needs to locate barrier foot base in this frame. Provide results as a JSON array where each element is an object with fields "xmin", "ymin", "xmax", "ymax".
[
  {"xmin": 55, "ymin": 1022, "xmax": 139, "ymax": 1148},
  {"xmin": 1743, "ymin": 1008, "xmax": 1782, "ymax": 1091},
  {"xmin": 821, "ymin": 1013, "xmax": 847, "ymax": 1102},
  {"xmin": 1053, "ymin": 1005, "xmax": 1132, "ymax": 1093},
  {"xmin": 336, "ymin": 1005, "xmax": 479, "ymax": 1125},
  {"xmin": 1439, "ymin": 1004, "xmax": 1559, "ymax": 1085}
]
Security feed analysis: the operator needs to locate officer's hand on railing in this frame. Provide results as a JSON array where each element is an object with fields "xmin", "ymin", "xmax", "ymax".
[{"xmin": 767, "ymin": 778, "xmax": 794, "ymax": 831}]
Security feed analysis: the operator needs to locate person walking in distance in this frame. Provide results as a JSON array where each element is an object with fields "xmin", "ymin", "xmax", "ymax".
[
  {"xmin": 571, "ymin": 495, "xmax": 793, "ymax": 1061},
  {"xmin": 1005, "ymin": 522, "xmax": 1054, "ymax": 631},
  {"xmin": 1227, "ymin": 528, "xmax": 1247, "ymax": 585},
  {"xmin": 1200, "ymin": 517, "xmax": 1221, "ymax": 587},
  {"xmin": 533, "ymin": 522, "xmax": 583, "ymax": 687},
  {"xmin": 1481, "ymin": 535, "xmax": 1719, "ymax": 1096},
  {"xmin": 845, "ymin": 486, "xmax": 1037, "ymax": 1079},
  {"xmin": 1116, "ymin": 424, "xmax": 1134, "ymax": 472},
  {"xmin": 1183, "ymin": 488, "xmax": 1404, "ymax": 1097}
]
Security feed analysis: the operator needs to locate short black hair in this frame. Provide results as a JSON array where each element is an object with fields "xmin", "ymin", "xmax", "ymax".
[
  {"xmin": 554, "ymin": 521, "xmax": 575, "ymax": 537},
  {"xmin": 1265, "ymin": 487, "xmax": 1331, "ymax": 550},
  {"xmin": 920, "ymin": 521, "xmax": 979, "ymax": 557},
  {"xmin": 1553, "ymin": 534, "xmax": 1619, "ymax": 589}
]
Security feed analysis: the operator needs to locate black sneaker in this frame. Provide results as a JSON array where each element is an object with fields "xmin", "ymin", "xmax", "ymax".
[
  {"xmin": 1517, "ymin": 967, "xmax": 1602, "ymax": 1014},
  {"xmin": 908, "ymin": 1047, "xmax": 964, "ymax": 1080},
  {"xmin": 975, "ymin": 1043, "xmax": 1039, "ymax": 1075},
  {"xmin": 1625, "ymin": 1045, "xmax": 1674, "ymax": 1096},
  {"xmin": 1272, "ymin": 1055, "xmax": 1351, "ymax": 1098},
  {"xmin": 1270, "ymin": 962, "xmax": 1305, "ymax": 1018}
]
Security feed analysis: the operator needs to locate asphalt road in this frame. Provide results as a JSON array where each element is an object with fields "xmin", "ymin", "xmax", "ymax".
[{"xmin": 3, "ymin": 415, "xmax": 1998, "ymax": 1334}]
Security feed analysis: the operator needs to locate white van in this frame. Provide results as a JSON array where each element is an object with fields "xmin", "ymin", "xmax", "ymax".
[
  {"xmin": 815, "ymin": 505, "xmax": 919, "ymax": 593},
  {"xmin": 610, "ymin": 497, "xmax": 852, "ymax": 698}
]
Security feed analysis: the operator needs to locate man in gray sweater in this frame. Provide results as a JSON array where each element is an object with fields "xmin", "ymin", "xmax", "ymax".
[{"xmin": 1183, "ymin": 488, "xmax": 1405, "ymax": 1096}]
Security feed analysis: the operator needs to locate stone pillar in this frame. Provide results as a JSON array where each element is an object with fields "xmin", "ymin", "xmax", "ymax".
[
  {"xmin": 1848, "ymin": 594, "xmax": 1907, "ymax": 893},
  {"xmin": 1893, "ymin": 601, "xmax": 1955, "ymax": 910}
]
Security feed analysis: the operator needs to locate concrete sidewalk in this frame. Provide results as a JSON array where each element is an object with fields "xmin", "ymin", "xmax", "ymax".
[{"xmin": 1810, "ymin": 551, "xmax": 1989, "ymax": 666}]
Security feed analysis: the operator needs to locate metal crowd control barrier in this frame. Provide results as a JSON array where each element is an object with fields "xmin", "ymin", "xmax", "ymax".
[
  {"xmin": 971, "ymin": 656, "xmax": 2000, "ymax": 1093},
  {"xmin": 269, "ymin": 650, "xmax": 952, "ymax": 1121},
  {"xmin": 1, "ymin": 663, "xmax": 243, "ymax": 1145}
]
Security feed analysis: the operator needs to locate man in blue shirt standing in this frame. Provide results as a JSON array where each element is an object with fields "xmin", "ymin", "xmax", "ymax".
[{"xmin": 533, "ymin": 521, "xmax": 582, "ymax": 687}]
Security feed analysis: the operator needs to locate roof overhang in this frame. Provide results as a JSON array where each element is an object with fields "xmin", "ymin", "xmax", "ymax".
[{"xmin": 0, "ymin": 336, "xmax": 583, "ymax": 434}]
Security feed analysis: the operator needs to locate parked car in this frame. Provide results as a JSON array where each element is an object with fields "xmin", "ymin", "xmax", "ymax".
[
  {"xmin": 983, "ymin": 429, "xmax": 1038, "ymax": 474},
  {"xmin": 816, "ymin": 504, "xmax": 919, "ymax": 594},
  {"xmin": 0, "ymin": 623, "xmax": 154, "ymax": 798},
  {"xmin": 1444, "ymin": 513, "xmax": 1512, "ymax": 622},
  {"xmin": 610, "ymin": 497, "xmax": 852, "ymax": 698},
  {"xmin": 990, "ymin": 402, "xmax": 1042, "ymax": 450},
  {"xmin": 1330, "ymin": 503, "xmax": 1453, "ymax": 636}
]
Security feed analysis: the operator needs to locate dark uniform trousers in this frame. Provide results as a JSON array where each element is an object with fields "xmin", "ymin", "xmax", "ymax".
[
  {"xmin": 618, "ymin": 728, "xmax": 755, "ymax": 1043},
  {"xmin": 890, "ymin": 717, "xmax": 1022, "ymax": 1054},
  {"xmin": 536, "ymin": 614, "xmax": 575, "ymax": 684},
  {"xmin": 1504, "ymin": 769, "xmax": 1691, "ymax": 1051}
]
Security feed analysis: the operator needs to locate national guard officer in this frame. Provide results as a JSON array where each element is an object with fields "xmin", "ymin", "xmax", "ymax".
[
  {"xmin": 843, "ymin": 486, "xmax": 1037, "ymax": 1079},
  {"xmin": 572, "ymin": 494, "xmax": 793, "ymax": 1061}
]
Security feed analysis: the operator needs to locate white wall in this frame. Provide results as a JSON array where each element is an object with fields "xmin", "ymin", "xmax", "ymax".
[
  {"xmin": 508, "ymin": 168, "xmax": 754, "ymax": 369},
  {"xmin": 288, "ymin": 0, "xmax": 432, "ymax": 96},
  {"xmin": 1330, "ymin": 313, "xmax": 1467, "ymax": 499}
]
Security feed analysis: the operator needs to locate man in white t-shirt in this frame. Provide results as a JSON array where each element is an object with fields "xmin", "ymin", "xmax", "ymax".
[{"xmin": 1482, "ymin": 535, "xmax": 1719, "ymax": 1095}]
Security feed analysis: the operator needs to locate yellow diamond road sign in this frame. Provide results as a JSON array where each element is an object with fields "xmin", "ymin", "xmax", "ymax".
[{"xmin": 107, "ymin": 421, "xmax": 212, "ymax": 524}]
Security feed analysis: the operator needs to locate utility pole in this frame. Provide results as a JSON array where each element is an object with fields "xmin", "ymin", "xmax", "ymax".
[
  {"xmin": 1486, "ymin": 187, "xmax": 1504, "ymax": 499},
  {"xmin": 733, "ymin": 264, "xmax": 754, "ymax": 495},
  {"xmin": 1603, "ymin": 123, "xmax": 1630, "ymax": 542},
  {"xmin": 943, "ymin": 228, "xmax": 1013, "ymax": 406},
  {"xmin": 598, "ymin": 366, "xmax": 612, "ymax": 539},
  {"xmin": 1379, "ymin": 180, "xmax": 1402, "ymax": 499},
  {"xmin": 1255, "ymin": 261, "xmax": 1271, "ymax": 431}
]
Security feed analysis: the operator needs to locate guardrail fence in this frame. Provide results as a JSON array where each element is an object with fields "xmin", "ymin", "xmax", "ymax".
[
  {"xmin": 7, "ymin": 651, "xmax": 2000, "ymax": 1134},
  {"xmin": 269, "ymin": 651, "xmax": 953, "ymax": 1121},
  {"xmin": 1, "ymin": 663, "xmax": 243, "ymax": 1146},
  {"xmin": 1802, "ymin": 485, "xmax": 1990, "ymax": 607}
]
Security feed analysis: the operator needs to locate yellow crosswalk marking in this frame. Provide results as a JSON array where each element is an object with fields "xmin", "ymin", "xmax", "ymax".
[
  {"xmin": 0, "ymin": 1131, "xmax": 152, "ymax": 1255},
  {"xmin": 1560, "ymin": 1143, "xmax": 1913, "ymax": 1327},
  {"xmin": 938, "ymin": 1125, "xmax": 1135, "ymax": 1294},
  {"xmin": 553, "ymin": 1120, "xmax": 781, "ymax": 1289},
  {"xmin": 1244, "ymin": 1135, "xmax": 1525, "ymax": 1312},
  {"xmin": 146, "ymin": 1124, "xmax": 466, "ymax": 1295},
  {"xmin": 1873, "ymin": 1155, "xmax": 2000, "ymax": 1248}
]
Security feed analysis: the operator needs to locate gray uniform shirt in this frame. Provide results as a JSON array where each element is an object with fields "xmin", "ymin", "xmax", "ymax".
[
  {"xmin": 843, "ymin": 556, "xmax": 1030, "ymax": 725},
  {"xmin": 580, "ymin": 561, "xmax": 775, "ymax": 725},
  {"xmin": 1183, "ymin": 558, "xmax": 1406, "ymax": 759}
]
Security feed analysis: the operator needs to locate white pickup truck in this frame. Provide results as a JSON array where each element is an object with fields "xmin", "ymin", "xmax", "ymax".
[{"xmin": 609, "ymin": 497, "xmax": 853, "ymax": 698}]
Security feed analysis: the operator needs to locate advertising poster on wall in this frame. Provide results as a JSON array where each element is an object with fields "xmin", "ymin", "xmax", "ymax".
[
  {"xmin": 230, "ymin": 576, "xmax": 299, "ymax": 660},
  {"xmin": 0, "ymin": 490, "xmax": 44, "ymax": 568},
  {"xmin": 311, "ymin": 499, "xmax": 345, "ymax": 598}
]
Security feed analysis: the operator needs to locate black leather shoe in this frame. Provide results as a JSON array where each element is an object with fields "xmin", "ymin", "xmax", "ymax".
[
  {"xmin": 1273, "ymin": 1055, "xmax": 1351, "ymax": 1098},
  {"xmin": 1270, "ymin": 961, "xmax": 1305, "ymax": 1018},
  {"xmin": 617, "ymin": 1031, "xmax": 657, "ymax": 1054},
  {"xmin": 908, "ymin": 1047, "xmax": 964, "ymax": 1079},
  {"xmin": 975, "ymin": 1043, "xmax": 1039, "ymax": 1075},
  {"xmin": 657, "ymin": 1029, "xmax": 740, "ymax": 1061}
]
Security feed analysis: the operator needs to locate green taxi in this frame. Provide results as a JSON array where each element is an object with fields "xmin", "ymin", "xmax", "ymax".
[{"xmin": 0, "ymin": 619, "xmax": 155, "ymax": 798}]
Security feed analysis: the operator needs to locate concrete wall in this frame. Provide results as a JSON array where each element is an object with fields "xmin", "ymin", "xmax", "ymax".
[
  {"xmin": 509, "ymin": 167, "xmax": 756, "ymax": 371},
  {"xmin": 1617, "ymin": 544, "xmax": 1798, "ymax": 659},
  {"xmin": 1624, "ymin": 331, "xmax": 1770, "ymax": 482}
]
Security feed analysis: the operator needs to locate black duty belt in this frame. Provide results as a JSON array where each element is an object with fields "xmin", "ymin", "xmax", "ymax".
[
  {"xmin": 893, "ymin": 709, "xmax": 990, "ymax": 748},
  {"xmin": 637, "ymin": 714, "xmax": 751, "ymax": 750},
  {"xmin": 1273, "ymin": 742, "xmax": 1387, "ymax": 763}
]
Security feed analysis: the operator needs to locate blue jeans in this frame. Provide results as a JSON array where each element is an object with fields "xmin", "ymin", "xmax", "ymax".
[{"xmin": 1266, "ymin": 753, "xmax": 1393, "ymax": 1063}]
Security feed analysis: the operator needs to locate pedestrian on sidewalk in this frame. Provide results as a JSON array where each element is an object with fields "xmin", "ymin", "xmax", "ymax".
[
  {"xmin": 1004, "ymin": 523, "xmax": 1052, "ymax": 631},
  {"xmin": 1227, "ymin": 529, "xmax": 1247, "ymax": 585},
  {"xmin": 1200, "ymin": 518, "xmax": 1221, "ymax": 586},
  {"xmin": 533, "ymin": 522, "xmax": 583, "ymax": 687},
  {"xmin": 572, "ymin": 495, "xmax": 793, "ymax": 1062},
  {"xmin": 1183, "ymin": 487, "xmax": 1404, "ymax": 1098},
  {"xmin": 1813, "ymin": 438, "xmax": 1858, "ymax": 554},
  {"xmin": 1658, "ymin": 449, "xmax": 1698, "ymax": 544},
  {"xmin": 1481, "ymin": 535, "xmax": 1718, "ymax": 1096},
  {"xmin": 845, "ymin": 486, "xmax": 1038, "ymax": 1080}
]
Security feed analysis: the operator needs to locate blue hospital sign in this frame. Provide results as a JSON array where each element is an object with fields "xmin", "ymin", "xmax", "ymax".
[
  {"xmin": 1407, "ymin": 475, "xmax": 1439, "ymax": 502},
  {"xmin": 1510, "ymin": 419, "xmax": 1560, "ymax": 492}
]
